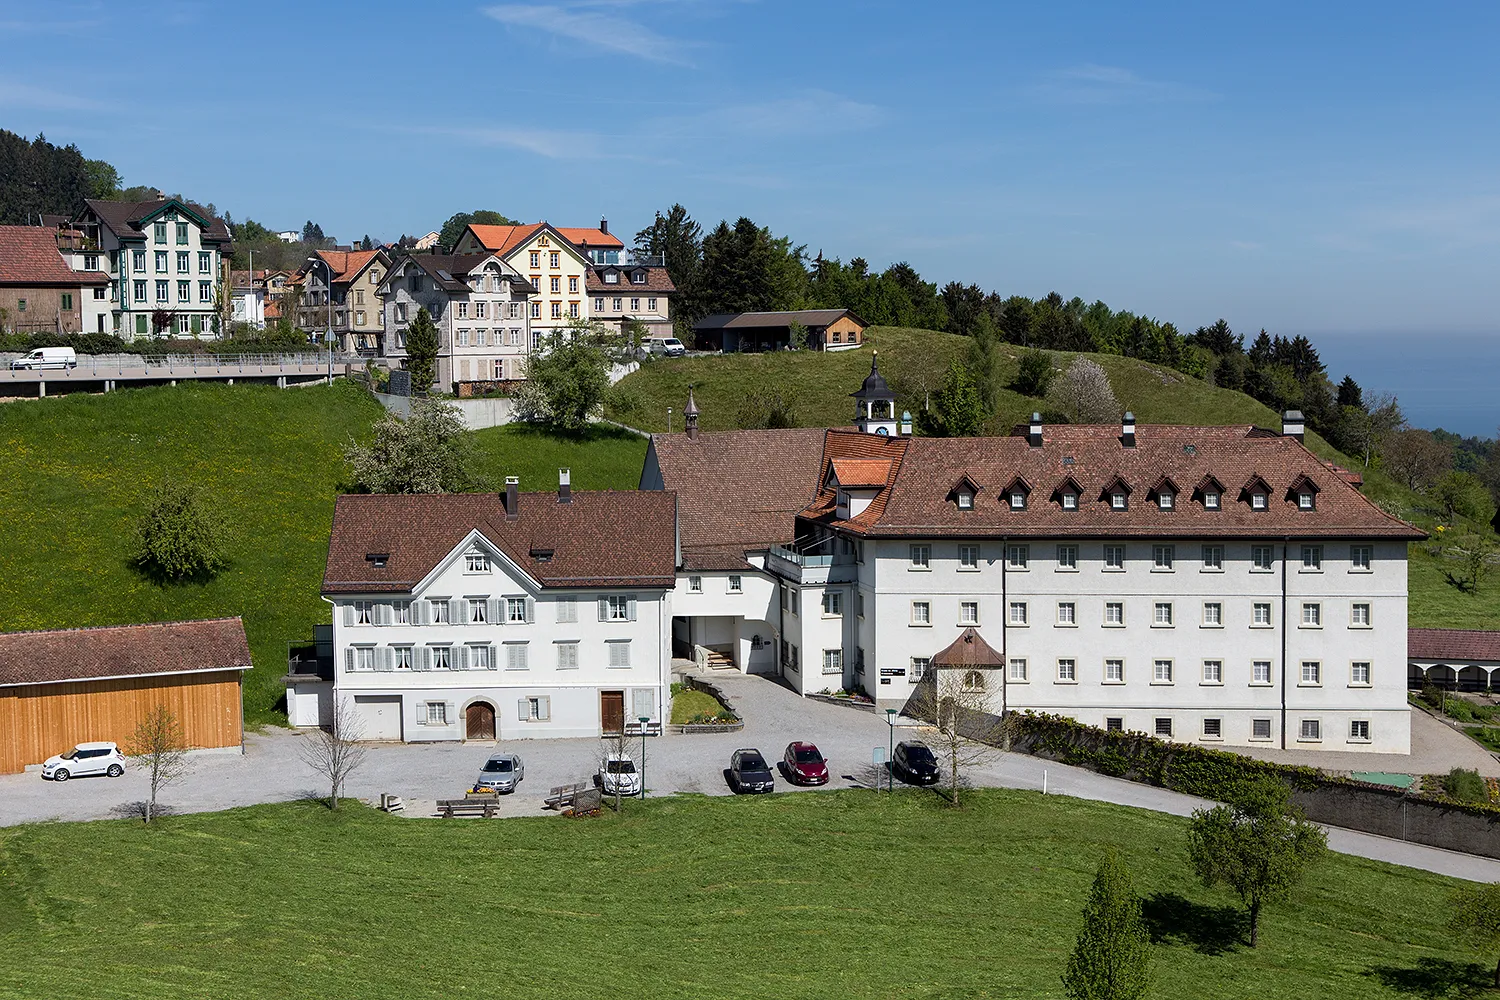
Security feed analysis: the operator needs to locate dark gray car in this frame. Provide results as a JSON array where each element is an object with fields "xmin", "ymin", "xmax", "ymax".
[
  {"xmin": 729, "ymin": 748, "xmax": 774, "ymax": 794},
  {"xmin": 475, "ymin": 752, "xmax": 525, "ymax": 793}
]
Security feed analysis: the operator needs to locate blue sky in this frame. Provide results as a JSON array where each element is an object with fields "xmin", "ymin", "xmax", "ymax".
[{"xmin": 4, "ymin": 2, "xmax": 1499, "ymax": 373}]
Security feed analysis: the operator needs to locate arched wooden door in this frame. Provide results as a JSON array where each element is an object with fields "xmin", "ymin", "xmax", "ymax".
[{"xmin": 466, "ymin": 702, "xmax": 496, "ymax": 740}]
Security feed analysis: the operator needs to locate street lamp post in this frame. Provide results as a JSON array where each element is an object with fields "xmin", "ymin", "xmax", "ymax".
[
  {"xmin": 667, "ymin": 407, "xmax": 672, "ymax": 434},
  {"xmin": 638, "ymin": 716, "xmax": 650, "ymax": 799},
  {"xmin": 886, "ymin": 708, "xmax": 897, "ymax": 793},
  {"xmin": 308, "ymin": 255, "xmax": 333, "ymax": 383}
]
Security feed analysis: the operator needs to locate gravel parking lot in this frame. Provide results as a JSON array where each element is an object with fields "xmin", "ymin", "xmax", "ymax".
[{"xmin": 3, "ymin": 669, "xmax": 1498, "ymax": 882}]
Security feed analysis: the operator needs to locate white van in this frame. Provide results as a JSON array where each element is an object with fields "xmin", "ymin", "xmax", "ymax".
[
  {"xmin": 10, "ymin": 347, "xmax": 78, "ymax": 370},
  {"xmin": 647, "ymin": 336, "xmax": 686, "ymax": 358}
]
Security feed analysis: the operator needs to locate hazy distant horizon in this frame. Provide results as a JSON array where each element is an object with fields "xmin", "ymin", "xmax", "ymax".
[{"xmin": 1309, "ymin": 331, "xmax": 1498, "ymax": 439}]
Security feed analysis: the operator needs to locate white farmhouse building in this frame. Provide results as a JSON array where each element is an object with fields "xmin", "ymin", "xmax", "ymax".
[
  {"xmin": 643, "ymin": 360, "xmax": 1424, "ymax": 754},
  {"xmin": 313, "ymin": 477, "xmax": 676, "ymax": 742}
]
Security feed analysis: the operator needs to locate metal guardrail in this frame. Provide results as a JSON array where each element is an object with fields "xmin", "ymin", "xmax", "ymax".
[{"xmin": 0, "ymin": 353, "xmax": 351, "ymax": 377}]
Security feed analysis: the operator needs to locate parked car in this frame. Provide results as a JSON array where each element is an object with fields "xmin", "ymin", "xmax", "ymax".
[
  {"xmin": 892, "ymin": 741, "xmax": 941, "ymax": 786},
  {"xmin": 474, "ymin": 752, "xmax": 524, "ymax": 793},
  {"xmin": 647, "ymin": 336, "xmax": 686, "ymax": 357},
  {"xmin": 10, "ymin": 347, "xmax": 77, "ymax": 370},
  {"xmin": 781, "ymin": 741, "xmax": 829, "ymax": 785},
  {"xmin": 729, "ymin": 748, "xmax": 775, "ymax": 794},
  {"xmin": 599, "ymin": 754, "xmax": 642, "ymax": 796},
  {"xmin": 42, "ymin": 742, "xmax": 126, "ymax": 781}
]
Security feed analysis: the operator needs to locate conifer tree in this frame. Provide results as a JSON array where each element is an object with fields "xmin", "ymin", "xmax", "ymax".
[{"xmin": 1062, "ymin": 849, "xmax": 1154, "ymax": 1000}]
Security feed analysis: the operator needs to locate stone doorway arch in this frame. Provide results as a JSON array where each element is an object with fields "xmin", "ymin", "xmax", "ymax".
[{"xmin": 465, "ymin": 700, "xmax": 497, "ymax": 741}]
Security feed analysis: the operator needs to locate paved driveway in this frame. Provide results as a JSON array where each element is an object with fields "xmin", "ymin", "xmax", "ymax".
[{"xmin": 2, "ymin": 669, "xmax": 1497, "ymax": 882}]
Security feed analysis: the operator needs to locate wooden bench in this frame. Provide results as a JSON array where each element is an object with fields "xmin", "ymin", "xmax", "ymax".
[
  {"xmin": 623, "ymin": 720, "xmax": 664, "ymax": 737},
  {"xmin": 544, "ymin": 781, "xmax": 590, "ymax": 810},
  {"xmin": 437, "ymin": 797, "xmax": 497, "ymax": 819}
]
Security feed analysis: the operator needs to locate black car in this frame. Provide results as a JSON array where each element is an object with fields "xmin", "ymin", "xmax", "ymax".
[
  {"xmin": 892, "ymin": 741, "xmax": 941, "ymax": 786},
  {"xmin": 729, "ymin": 748, "xmax": 775, "ymax": 794}
]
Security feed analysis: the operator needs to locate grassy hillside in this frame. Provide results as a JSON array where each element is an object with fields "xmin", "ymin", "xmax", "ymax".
[
  {"xmin": 0, "ymin": 791, "xmax": 1482, "ymax": 999},
  {"xmin": 0, "ymin": 383, "xmax": 646, "ymax": 726}
]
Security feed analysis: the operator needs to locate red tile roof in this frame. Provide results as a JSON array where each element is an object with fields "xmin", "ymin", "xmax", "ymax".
[
  {"xmin": 0, "ymin": 226, "xmax": 107, "ymax": 286},
  {"xmin": 1409, "ymin": 628, "xmax": 1500, "ymax": 663},
  {"xmin": 931, "ymin": 627, "xmax": 1004, "ymax": 668},
  {"xmin": 315, "ymin": 249, "xmax": 383, "ymax": 283},
  {"xmin": 554, "ymin": 226, "xmax": 623, "ymax": 249},
  {"xmin": 466, "ymin": 222, "xmax": 624, "ymax": 257},
  {"xmin": 585, "ymin": 267, "xmax": 676, "ymax": 294},
  {"xmin": 323, "ymin": 490, "xmax": 677, "ymax": 593},
  {"xmin": 830, "ymin": 458, "xmax": 892, "ymax": 488},
  {"xmin": 810, "ymin": 423, "xmax": 1422, "ymax": 539},
  {"xmin": 0, "ymin": 618, "xmax": 251, "ymax": 688}
]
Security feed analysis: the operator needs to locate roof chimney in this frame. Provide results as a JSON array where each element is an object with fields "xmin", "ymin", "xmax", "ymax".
[
  {"xmin": 1282, "ymin": 409, "xmax": 1305, "ymax": 442},
  {"xmin": 505, "ymin": 476, "xmax": 519, "ymax": 519},
  {"xmin": 684, "ymin": 385, "xmax": 700, "ymax": 440},
  {"xmin": 1122, "ymin": 412, "xmax": 1136, "ymax": 448},
  {"xmin": 1028, "ymin": 411, "xmax": 1043, "ymax": 448},
  {"xmin": 558, "ymin": 467, "xmax": 572, "ymax": 504},
  {"xmin": 900, "ymin": 410, "xmax": 912, "ymax": 436},
  {"xmin": 599, "ymin": 218, "xmax": 608, "ymax": 235}
]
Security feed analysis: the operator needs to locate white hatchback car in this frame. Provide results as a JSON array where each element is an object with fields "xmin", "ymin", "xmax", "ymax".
[
  {"xmin": 43, "ymin": 742, "xmax": 127, "ymax": 781},
  {"xmin": 598, "ymin": 754, "xmax": 641, "ymax": 796}
]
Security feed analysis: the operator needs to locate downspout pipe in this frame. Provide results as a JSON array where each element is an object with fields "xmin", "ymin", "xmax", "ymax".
[{"xmin": 1280, "ymin": 539, "xmax": 1289, "ymax": 750}]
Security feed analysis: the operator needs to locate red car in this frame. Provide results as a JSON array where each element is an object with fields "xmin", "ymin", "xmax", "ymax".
[{"xmin": 782, "ymin": 741, "xmax": 829, "ymax": 785}]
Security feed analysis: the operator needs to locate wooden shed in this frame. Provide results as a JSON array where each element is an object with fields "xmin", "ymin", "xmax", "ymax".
[{"xmin": 0, "ymin": 617, "xmax": 252, "ymax": 774}]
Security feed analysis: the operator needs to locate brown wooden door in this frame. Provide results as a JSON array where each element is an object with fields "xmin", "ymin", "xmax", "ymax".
[
  {"xmin": 600, "ymin": 691, "xmax": 625, "ymax": 735},
  {"xmin": 466, "ymin": 702, "xmax": 496, "ymax": 741}
]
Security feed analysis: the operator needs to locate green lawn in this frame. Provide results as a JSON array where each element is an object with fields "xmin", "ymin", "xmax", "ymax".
[
  {"xmin": 0, "ymin": 383, "xmax": 649, "ymax": 726},
  {"xmin": 0, "ymin": 792, "xmax": 1483, "ymax": 999},
  {"xmin": 668, "ymin": 686, "xmax": 733, "ymax": 724}
]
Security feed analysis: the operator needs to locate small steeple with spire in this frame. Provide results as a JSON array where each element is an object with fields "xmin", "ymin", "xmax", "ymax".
[
  {"xmin": 851, "ymin": 350, "xmax": 898, "ymax": 436},
  {"xmin": 684, "ymin": 385, "xmax": 700, "ymax": 440}
]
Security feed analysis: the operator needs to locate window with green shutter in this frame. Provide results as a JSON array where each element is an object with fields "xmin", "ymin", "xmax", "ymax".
[{"xmin": 61, "ymin": 293, "xmax": 72, "ymax": 310}]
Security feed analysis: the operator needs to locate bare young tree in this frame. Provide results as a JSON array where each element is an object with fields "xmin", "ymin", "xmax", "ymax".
[
  {"xmin": 600, "ymin": 729, "xmax": 632, "ymax": 812},
  {"xmin": 126, "ymin": 704, "xmax": 191, "ymax": 824},
  {"xmin": 908, "ymin": 666, "xmax": 1005, "ymax": 807},
  {"xmin": 1046, "ymin": 356, "xmax": 1120, "ymax": 424},
  {"xmin": 300, "ymin": 696, "xmax": 368, "ymax": 810}
]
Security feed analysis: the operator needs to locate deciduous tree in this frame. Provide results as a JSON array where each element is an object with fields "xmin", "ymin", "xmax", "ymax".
[
  {"xmin": 126, "ymin": 704, "xmax": 191, "ymax": 824},
  {"xmin": 1014, "ymin": 348, "xmax": 1055, "ymax": 397},
  {"xmin": 1187, "ymin": 778, "xmax": 1327, "ymax": 947},
  {"xmin": 917, "ymin": 362, "xmax": 986, "ymax": 437},
  {"xmin": 906, "ymin": 664, "xmax": 1004, "ymax": 807},
  {"xmin": 1047, "ymin": 357, "xmax": 1120, "ymax": 424},
  {"xmin": 1382, "ymin": 427, "xmax": 1451, "ymax": 491},
  {"xmin": 1062, "ymin": 849, "xmax": 1154, "ymax": 1000},
  {"xmin": 515, "ymin": 325, "xmax": 613, "ymax": 429},
  {"xmin": 344, "ymin": 398, "xmax": 477, "ymax": 494},
  {"xmin": 300, "ymin": 696, "xmax": 368, "ymax": 810},
  {"xmin": 133, "ymin": 481, "xmax": 229, "ymax": 582}
]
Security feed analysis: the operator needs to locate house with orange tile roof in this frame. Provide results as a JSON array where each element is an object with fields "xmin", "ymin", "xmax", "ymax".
[
  {"xmin": 644, "ymin": 360, "xmax": 1423, "ymax": 755},
  {"xmin": 0, "ymin": 226, "xmax": 109, "ymax": 335},
  {"xmin": 297, "ymin": 248, "xmax": 391, "ymax": 353}
]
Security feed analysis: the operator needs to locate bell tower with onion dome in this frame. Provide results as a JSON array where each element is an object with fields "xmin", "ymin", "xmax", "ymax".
[{"xmin": 852, "ymin": 351, "xmax": 898, "ymax": 435}]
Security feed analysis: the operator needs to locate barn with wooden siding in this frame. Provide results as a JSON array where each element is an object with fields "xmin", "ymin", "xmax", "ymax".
[{"xmin": 0, "ymin": 618, "xmax": 251, "ymax": 774}]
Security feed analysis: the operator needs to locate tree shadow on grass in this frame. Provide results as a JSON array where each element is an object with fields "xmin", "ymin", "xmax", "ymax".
[
  {"xmin": 123, "ymin": 554, "xmax": 227, "ymax": 588},
  {"xmin": 1140, "ymin": 891, "xmax": 1244, "ymax": 955},
  {"xmin": 1365, "ymin": 958, "xmax": 1494, "ymax": 998},
  {"xmin": 110, "ymin": 801, "xmax": 179, "ymax": 821}
]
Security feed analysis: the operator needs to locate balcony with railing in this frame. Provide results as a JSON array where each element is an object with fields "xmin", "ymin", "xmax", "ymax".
[{"xmin": 767, "ymin": 541, "xmax": 856, "ymax": 585}]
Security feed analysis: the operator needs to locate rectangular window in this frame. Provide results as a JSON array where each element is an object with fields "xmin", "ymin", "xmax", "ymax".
[
  {"xmin": 431, "ymin": 599, "xmax": 450, "ymax": 624},
  {"xmin": 1204, "ymin": 491, "xmax": 1221, "ymax": 509},
  {"xmin": 607, "ymin": 640, "xmax": 631, "ymax": 668},
  {"xmin": 613, "ymin": 296, "xmax": 623, "ymax": 310},
  {"xmin": 1203, "ymin": 717, "xmax": 1222, "ymax": 738},
  {"xmin": 1252, "ymin": 602, "xmax": 1272, "ymax": 627},
  {"xmin": 469, "ymin": 600, "xmax": 488, "ymax": 624},
  {"xmin": 392, "ymin": 647, "xmax": 413, "ymax": 670},
  {"xmin": 1104, "ymin": 544, "xmax": 1125, "ymax": 571},
  {"xmin": 1104, "ymin": 601, "xmax": 1124, "ymax": 626},
  {"xmin": 506, "ymin": 643, "xmax": 530, "ymax": 670},
  {"xmin": 823, "ymin": 591, "xmax": 843, "ymax": 616},
  {"xmin": 1106, "ymin": 717, "xmax": 1124, "ymax": 732},
  {"xmin": 549, "ymin": 276, "xmax": 560, "ymax": 293},
  {"xmin": 909, "ymin": 544, "xmax": 930, "ymax": 569},
  {"xmin": 1350, "ymin": 720, "xmax": 1371, "ymax": 741},
  {"xmin": 199, "ymin": 281, "xmax": 212, "ymax": 302},
  {"xmin": 959, "ymin": 544, "xmax": 979, "ymax": 570},
  {"xmin": 687, "ymin": 576, "xmax": 702, "ymax": 593},
  {"xmin": 1252, "ymin": 718, "xmax": 1273, "ymax": 740},
  {"xmin": 550, "ymin": 252, "xmax": 560, "ymax": 268},
  {"xmin": 1056, "ymin": 658, "xmax": 1076, "ymax": 682},
  {"xmin": 1351, "ymin": 603, "xmax": 1371, "ymax": 627},
  {"xmin": 1009, "ymin": 601, "xmax": 1028, "ymax": 625},
  {"xmin": 1253, "ymin": 660, "xmax": 1272, "ymax": 685},
  {"xmin": 1152, "ymin": 544, "xmax": 1175, "ymax": 570},
  {"xmin": 856, "ymin": 592, "xmax": 865, "ymax": 617},
  {"xmin": 470, "ymin": 644, "xmax": 493, "ymax": 670},
  {"xmin": 1252, "ymin": 545, "xmax": 1274, "ymax": 571},
  {"xmin": 426, "ymin": 701, "xmax": 447, "ymax": 725},
  {"xmin": 1111, "ymin": 492, "xmax": 1127, "ymax": 510},
  {"xmin": 1201, "ymin": 545, "xmax": 1224, "ymax": 571},
  {"xmin": 508, "ymin": 598, "xmax": 528, "ymax": 623},
  {"xmin": 1300, "ymin": 719, "xmax": 1321, "ymax": 741},
  {"xmin": 911, "ymin": 601, "xmax": 931, "ymax": 625},
  {"xmin": 569, "ymin": 276, "xmax": 578, "ymax": 293},
  {"xmin": 154, "ymin": 222, "xmax": 167, "ymax": 244},
  {"xmin": 1301, "ymin": 603, "xmax": 1322, "ymax": 627},
  {"xmin": 648, "ymin": 297, "xmax": 658, "ymax": 311},
  {"xmin": 351, "ymin": 646, "xmax": 376, "ymax": 671},
  {"xmin": 177, "ymin": 280, "xmax": 190, "ymax": 302},
  {"xmin": 960, "ymin": 600, "xmax": 979, "ymax": 625},
  {"xmin": 1153, "ymin": 659, "xmax": 1173, "ymax": 683},
  {"xmin": 155, "ymin": 280, "xmax": 169, "ymax": 301},
  {"xmin": 910, "ymin": 657, "xmax": 928, "ymax": 682},
  {"xmin": 594, "ymin": 297, "xmax": 605, "ymax": 311},
  {"xmin": 1056, "ymin": 544, "xmax": 1078, "ymax": 571},
  {"xmin": 523, "ymin": 696, "xmax": 548, "ymax": 721},
  {"xmin": 176, "ymin": 222, "xmax": 188, "ymax": 244},
  {"xmin": 1155, "ymin": 717, "xmax": 1173, "ymax": 737},
  {"xmin": 1153, "ymin": 602, "xmax": 1173, "ymax": 626},
  {"xmin": 133, "ymin": 250, "xmax": 146, "ymax": 272},
  {"xmin": 551, "ymin": 302, "xmax": 562, "ymax": 319},
  {"xmin": 1301, "ymin": 660, "xmax": 1321, "ymax": 685},
  {"xmin": 1009, "ymin": 658, "xmax": 1028, "ymax": 682},
  {"xmin": 1056, "ymin": 601, "xmax": 1075, "ymax": 625},
  {"xmin": 1007, "ymin": 544, "xmax": 1029, "ymax": 569},
  {"xmin": 630, "ymin": 298, "xmax": 640, "ymax": 311},
  {"xmin": 177, "ymin": 251, "xmax": 190, "ymax": 272},
  {"xmin": 1202, "ymin": 660, "xmax": 1223, "ymax": 684},
  {"xmin": 556, "ymin": 641, "xmax": 579, "ymax": 670},
  {"xmin": 1350, "ymin": 545, "xmax": 1373, "ymax": 571},
  {"xmin": 530, "ymin": 251, "xmax": 540, "ymax": 268},
  {"xmin": 457, "ymin": 303, "xmax": 469, "ymax": 319},
  {"xmin": 61, "ymin": 292, "xmax": 73, "ymax": 310},
  {"xmin": 1351, "ymin": 661, "xmax": 1371, "ymax": 686},
  {"xmin": 354, "ymin": 600, "xmax": 373, "ymax": 625},
  {"xmin": 823, "ymin": 649, "xmax": 843, "ymax": 675},
  {"xmin": 1301, "ymin": 545, "xmax": 1323, "ymax": 571},
  {"xmin": 727, "ymin": 575, "xmax": 742, "ymax": 593},
  {"xmin": 1104, "ymin": 659, "xmax": 1124, "ymax": 683},
  {"xmin": 607, "ymin": 595, "xmax": 632, "ymax": 621},
  {"xmin": 155, "ymin": 250, "xmax": 168, "ymax": 271},
  {"xmin": 199, "ymin": 251, "xmax": 210, "ymax": 272}
]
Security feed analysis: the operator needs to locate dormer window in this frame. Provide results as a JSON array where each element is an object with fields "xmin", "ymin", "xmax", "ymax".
[
  {"xmin": 1251, "ymin": 492, "xmax": 1267, "ymax": 510},
  {"xmin": 1009, "ymin": 491, "xmax": 1026, "ymax": 510},
  {"xmin": 632, "ymin": 271, "xmax": 647, "ymax": 284},
  {"xmin": 1158, "ymin": 492, "xmax": 1175, "ymax": 511},
  {"xmin": 1298, "ymin": 492, "xmax": 1315, "ymax": 510},
  {"xmin": 1111, "ymin": 492, "xmax": 1127, "ymax": 510},
  {"xmin": 365, "ymin": 552, "xmax": 389, "ymax": 569},
  {"xmin": 957, "ymin": 492, "xmax": 974, "ymax": 510},
  {"xmin": 1204, "ymin": 491, "xmax": 1220, "ymax": 510},
  {"xmin": 604, "ymin": 271, "xmax": 618, "ymax": 283},
  {"xmin": 1004, "ymin": 477, "xmax": 1031, "ymax": 511},
  {"xmin": 1061, "ymin": 492, "xmax": 1078, "ymax": 511}
]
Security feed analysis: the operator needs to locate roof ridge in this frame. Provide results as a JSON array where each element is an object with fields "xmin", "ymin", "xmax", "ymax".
[{"xmin": 0, "ymin": 616, "xmax": 244, "ymax": 639}]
